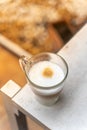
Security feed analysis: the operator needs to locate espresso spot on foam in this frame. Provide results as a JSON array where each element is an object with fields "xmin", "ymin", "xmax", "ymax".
[
  {"xmin": 28, "ymin": 61, "xmax": 65, "ymax": 87},
  {"xmin": 42, "ymin": 67, "xmax": 54, "ymax": 78}
]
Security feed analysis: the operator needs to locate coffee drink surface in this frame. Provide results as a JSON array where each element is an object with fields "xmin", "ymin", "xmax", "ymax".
[{"xmin": 28, "ymin": 61, "xmax": 65, "ymax": 87}]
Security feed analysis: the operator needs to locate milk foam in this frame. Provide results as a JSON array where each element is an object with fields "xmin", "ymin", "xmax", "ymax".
[{"xmin": 28, "ymin": 61, "xmax": 65, "ymax": 87}]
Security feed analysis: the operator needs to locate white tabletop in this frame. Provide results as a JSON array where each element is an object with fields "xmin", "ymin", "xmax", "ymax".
[{"xmin": 12, "ymin": 24, "xmax": 87, "ymax": 130}]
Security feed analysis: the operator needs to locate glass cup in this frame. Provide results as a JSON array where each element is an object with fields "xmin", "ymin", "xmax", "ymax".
[{"xmin": 19, "ymin": 52, "xmax": 68, "ymax": 106}]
